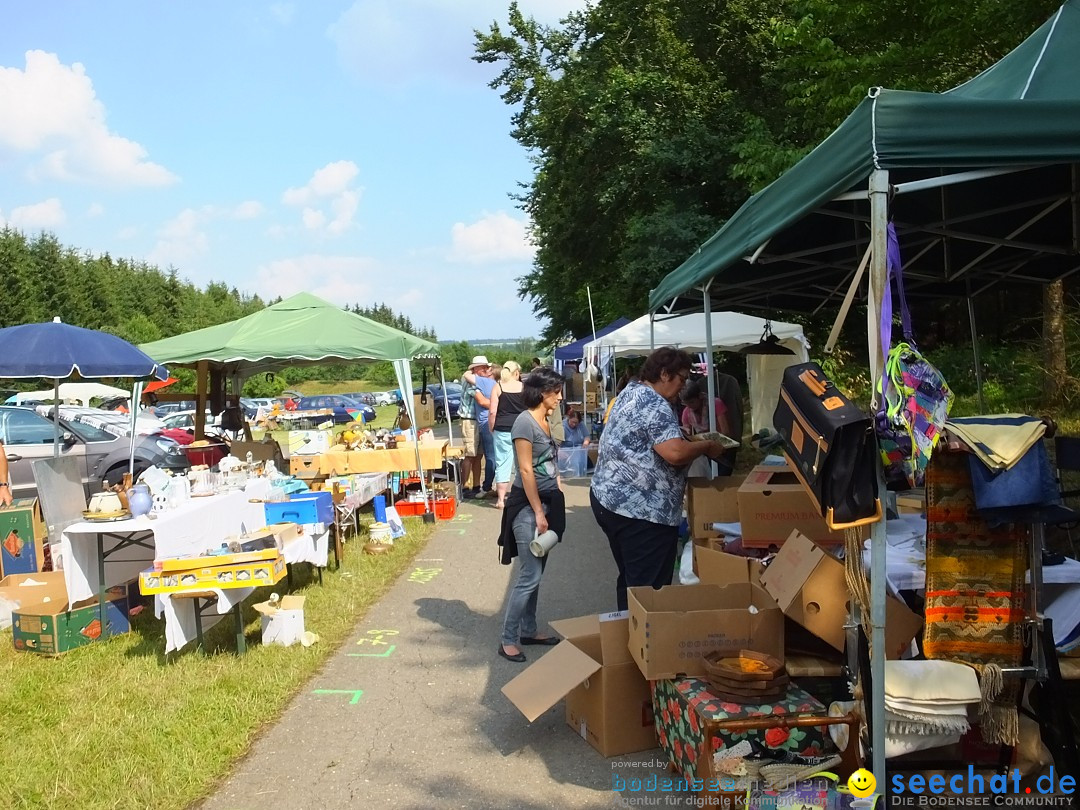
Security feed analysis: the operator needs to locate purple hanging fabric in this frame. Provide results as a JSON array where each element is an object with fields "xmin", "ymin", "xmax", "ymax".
[{"xmin": 878, "ymin": 223, "xmax": 912, "ymax": 404}]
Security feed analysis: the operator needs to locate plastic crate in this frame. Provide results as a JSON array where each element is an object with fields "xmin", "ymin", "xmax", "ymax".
[
  {"xmin": 393, "ymin": 499, "xmax": 431, "ymax": 517},
  {"xmin": 433, "ymin": 497, "xmax": 456, "ymax": 520},
  {"xmin": 393, "ymin": 498, "xmax": 456, "ymax": 520},
  {"xmin": 264, "ymin": 499, "xmax": 319, "ymax": 525},
  {"xmin": 289, "ymin": 490, "xmax": 334, "ymax": 523}
]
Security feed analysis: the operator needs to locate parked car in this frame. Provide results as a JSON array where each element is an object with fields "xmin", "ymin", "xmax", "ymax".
[
  {"xmin": 152, "ymin": 400, "xmax": 197, "ymax": 417},
  {"xmin": 424, "ymin": 383, "xmax": 463, "ymax": 422},
  {"xmin": 160, "ymin": 410, "xmax": 222, "ymax": 432},
  {"xmin": 344, "ymin": 392, "xmax": 377, "ymax": 406},
  {"xmin": 371, "ymin": 391, "xmax": 397, "ymax": 406},
  {"xmin": 294, "ymin": 395, "xmax": 376, "ymax": 424},
  {"xmin": 0, "ymin": 406, "xmax": 189, "ymax": 502}
]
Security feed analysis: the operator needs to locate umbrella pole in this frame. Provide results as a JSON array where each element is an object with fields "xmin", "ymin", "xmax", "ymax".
[
  {"xmin": 52, "ymin": 379, "xmax": 60, "ymax": 457},
  {"xmin": 128, "ymin": 381, "xmax": 142, "ymax": 476}
]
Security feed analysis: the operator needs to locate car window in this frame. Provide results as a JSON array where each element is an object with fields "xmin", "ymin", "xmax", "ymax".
[
  {"xmin": 65, "ymin": 420, "xmax": 118, "ymax": 443},
  {"xmin": 0, "ymin": 408, "xmax": 60, "ymax": 445}
]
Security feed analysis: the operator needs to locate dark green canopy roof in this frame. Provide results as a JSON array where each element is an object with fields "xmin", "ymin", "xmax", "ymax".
[
  {"xmin": 141, "ymin": 292, "xmax": 438, "ymax": 375},
  {"xmin": 651, "ymin": 1, "xmax": 1080, "ymax": 314}
]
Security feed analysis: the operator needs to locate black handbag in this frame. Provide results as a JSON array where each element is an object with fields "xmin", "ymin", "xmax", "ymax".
[{"xmin": 772, "ymin": 362, "xmax": 881, "ymax": 530}]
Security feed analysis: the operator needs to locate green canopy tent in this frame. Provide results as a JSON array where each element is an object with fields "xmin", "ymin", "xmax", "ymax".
[
  {"xmin": 141, "ymin": 292, "xmax": 447, "ymax": 516},
  {"xmin": 650, "ymin": 1, "xmax": 1080, "ymax": 786}
]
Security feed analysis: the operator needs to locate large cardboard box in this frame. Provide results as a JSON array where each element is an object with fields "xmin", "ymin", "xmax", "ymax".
[
  {"xmin": 686, "ymin": 477, "xmax": 741, "ymax": 541},
  {"xmin": 288, "ymin": 430, "xmax": 332, "ymax": 456},
  {"xmin": 501, "ymin": 611, "xmax": 656, "ymax": 757},
  {"xmin": 320, "ymin": 443, "xmax": 446, "ymax": 475},
  {"xmin": 0, "ymin": 499, "xmax": 47, "ymax": 577},
  {"xmin": 760, "ymin": 530, "xmax": 923, "ymax": 658},
  {"xmin": 627, "ymin": 583, "xmax": 784, "ymax": 681},
  {"xmin": 737, "ymin": 464, "xmax": 865, "ymax": 547},
  {"xmin": 0, "ymin": 572, "xmax": 68, "ymax": 611},
  {"xmin": 12, "ymin": 587, "xmax": 129, "ymax": 655},
  {"xmin": 255, "ymin": 594, "xmax": 307, "ymax": 647}
]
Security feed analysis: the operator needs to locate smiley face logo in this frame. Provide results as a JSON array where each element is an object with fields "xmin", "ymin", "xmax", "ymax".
[{"xmin": 848, "ymin": 768, "xmax": 877, "ymax": 798}]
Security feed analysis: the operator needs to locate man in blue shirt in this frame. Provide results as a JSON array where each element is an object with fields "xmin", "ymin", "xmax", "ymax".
[{"xmin": 463, "ymin": 356, "xmax": 498, "ymax": 496}]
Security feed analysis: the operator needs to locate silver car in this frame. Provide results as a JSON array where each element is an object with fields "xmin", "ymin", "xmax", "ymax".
[{"xmin": 0, "ymin": 406, "xmax": 189, "ymax": 501}]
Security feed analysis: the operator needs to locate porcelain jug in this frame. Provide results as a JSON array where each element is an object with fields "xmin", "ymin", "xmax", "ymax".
[{"xmin": 127, "ymin": 484, "xmax": 153, "ymax": 517}]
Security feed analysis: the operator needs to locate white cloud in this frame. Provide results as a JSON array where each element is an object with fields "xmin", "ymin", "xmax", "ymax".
[
  {"xmin": 449, "ymin": 211, "xmax": 534, "ymax": 263},
  {"xmin": 269, "ymin": 3, "xmax": 295, "ymax": 25},
  {"xmin": 147, "ymin": 208, "xmax": 210, "ymax": 267},
  {"xmin": 282, "ymin": 161, "xmax": 361, "ymax": 236},
  {"xmin": 117, "ymin": 226, "xmax": 138, "ymax": 240},
  {"xmin": 0, "ymin": 50, "xmax": 178, "ymax": 187},
  {"xmin": 251, "ymin": 255, "xmax": 379, "ymax": 303},
  {"xmin": 232, "ymin": 200, "xmax": 264, "ymax": 220},
  {"xmin": 328, "ymin": 0, "xmax": 588, "ymax": 84},
  {"xmin": 86, "ymin": 202, "xmax": 104, "ymax": 218},
  {"xmin": 0, "ymin": 197, "xmax": 66, "ymax": 229}
]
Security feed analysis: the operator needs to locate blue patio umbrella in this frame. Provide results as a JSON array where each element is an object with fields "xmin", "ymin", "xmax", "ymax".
[{"xmin": 0, "ymin": 317, "xmax": 169, "ymax": 456}]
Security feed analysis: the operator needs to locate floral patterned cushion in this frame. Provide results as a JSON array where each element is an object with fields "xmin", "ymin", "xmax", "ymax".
[{"xmin": 653, "ymin": 677, "xmax": 835, "ymax": 783}]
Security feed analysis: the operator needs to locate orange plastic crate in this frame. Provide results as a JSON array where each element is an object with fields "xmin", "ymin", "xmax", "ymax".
[{"xmin": 393, "ymin": 497, "xmax": 456, "ymax": 520}]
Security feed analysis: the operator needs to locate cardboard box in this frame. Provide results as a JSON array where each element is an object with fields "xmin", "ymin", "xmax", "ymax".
[
  {"xmin": 288, "ymin": 430, "xmax": 332, "ymax": 456},
  {"xmin": 627, "ymin": 583, "xmax": 784, "ymax": 681},
  {"xmin": 760, "ymin": 530, "xmax": 923, "ymax": 658},
  {"xmin": 157, "ymin": 546, "xmax": 281, "ymax": 572},
  {"xmin": 0, "ymin": 572, "xmax": 68, "ymax": 612},
  {"xmin": 686, "ymin": 477, "xmax": 741, "ymax": 541},
  {"xmin": 0, "ymin": 499, "xmax": 47, "ymax": 577},
  {"xmin": 320, "ymin": 443, "xmax": 446, "ymax": 475},
  {"xmin": 693, "ymin": 545, "xmax": 764, "ymax": 588},
  {"xmin": 501, "ymin": 611, "xmax": 656, "ymax": 757},
  {"xmin": 138, "ymin": 555, "xmax": 286, "ymax": 595},
  {"xmin": 12, "ymin": 587, "xmax": 129, "ymax": 655},
  {"xmin": 255, "ymin": 594, "xmax": 306, "ymax": 646},
  {"xmin": 290, "ymin": 455, "xmax": 321, "ymax": 476},
  {"xmin": 737, "ymin": 464, "xmax": 865, "ymax": 547}
]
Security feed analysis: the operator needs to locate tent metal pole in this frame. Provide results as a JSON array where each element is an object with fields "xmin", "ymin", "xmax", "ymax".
[
  {"xmin": 868, "ymin": 168, "xmax": 890, "ymax": 790},
  {"xmin": 966, "ymin": 281, "xmax": 986, "ymax": 412},
  {"xmin": 438, "ymin": 361, "xmax": 453, "ymax": 446},
  {"xmin": 649, "ymin": 314, "xmax": 656, "ymax": 351},
  {"xmin": 701, "ymin": 285, "xmax": 718, "ymax": 480}
]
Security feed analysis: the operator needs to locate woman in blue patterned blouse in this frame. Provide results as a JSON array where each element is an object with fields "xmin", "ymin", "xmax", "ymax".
[{"xmin": 590, "ymin": 348, "xmax": 728, "ymax": 610}]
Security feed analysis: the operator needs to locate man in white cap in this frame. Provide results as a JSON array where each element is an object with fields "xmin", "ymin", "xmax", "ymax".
[{"xmin": 459, "ymin": 356, "xmax": 494, "ymax": 498}]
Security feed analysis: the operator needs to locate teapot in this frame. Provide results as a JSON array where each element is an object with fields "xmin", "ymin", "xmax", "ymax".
[{"xmin": 88, "ymin": 491, "xmax": 123, "ymax": 514}]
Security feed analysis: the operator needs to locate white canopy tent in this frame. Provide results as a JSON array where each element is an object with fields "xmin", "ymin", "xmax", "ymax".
[
  {"xmin": 582, "ymin": 311, "xmax": 809, "ymax": 434},
  {"xmin": 14, "ymin": 382, "xmax": 129, "ymax": 406}
]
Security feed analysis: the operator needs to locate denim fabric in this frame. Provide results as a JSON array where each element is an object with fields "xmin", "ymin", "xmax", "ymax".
[
  {"xmin": 500, "ymin": 505, "xmax": 549, "ymax": 645},
  {"xmin": 480, "ymin": 422, "xmax": 496, "ymax": 491}
]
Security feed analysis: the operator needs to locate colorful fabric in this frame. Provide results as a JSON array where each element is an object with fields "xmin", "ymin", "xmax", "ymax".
[
  {"xmin": 652, "ymin": 677, "xmax": 832, "ymax": 783},
  {"xmin": 924, "ymin": 451, "xmax": 1026, "ymax": 744},
  {"xmin": 592, "ymin": 381, "xmax": 687, "ymax": 526}
]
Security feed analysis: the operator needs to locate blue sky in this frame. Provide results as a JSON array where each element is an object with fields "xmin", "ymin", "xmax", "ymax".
[{"xmin": 0, "ymin": 1, "xmax": 585, "ymax": 340}]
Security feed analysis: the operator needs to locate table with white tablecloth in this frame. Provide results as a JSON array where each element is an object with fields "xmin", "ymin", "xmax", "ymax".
[{"xmin": 60, "ymin": 480, "xmax": 282, "ymax": 653}]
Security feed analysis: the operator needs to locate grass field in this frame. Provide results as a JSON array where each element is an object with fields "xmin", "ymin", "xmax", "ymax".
[{"xmin": 0, "ymin": 516, "xmax": 436, "ymax": 810}]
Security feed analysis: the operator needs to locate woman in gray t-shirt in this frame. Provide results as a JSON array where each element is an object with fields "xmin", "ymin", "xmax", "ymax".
[{"xmin": 496, "ymin": 367, "xmax": 567, "ymax": 663}]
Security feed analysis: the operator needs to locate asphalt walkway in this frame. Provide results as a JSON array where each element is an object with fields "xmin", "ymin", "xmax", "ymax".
[{"xmin": 197, "ymin": 479, "xmax": 684, "ymax": 810}]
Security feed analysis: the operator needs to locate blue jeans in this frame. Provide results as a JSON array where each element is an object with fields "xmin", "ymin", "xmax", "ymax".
[
  {"xmin": 479, "ymin": 422, "xmax": 496, "ymax": 491},
  {"xmin": 501, "ymin": 506, "xmax": 549, "ymax": 646}
]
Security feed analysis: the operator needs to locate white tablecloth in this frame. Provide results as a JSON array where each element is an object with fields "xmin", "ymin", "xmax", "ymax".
[
  {"xmin": 60, "ymin": 480, "xmax": 272, "ymax": 653},
  {"xmin": 283, "ymin": 529, "xmax": 329, "ymax": 566}
]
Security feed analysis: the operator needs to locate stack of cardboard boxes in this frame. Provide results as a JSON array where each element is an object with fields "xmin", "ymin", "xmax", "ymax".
[{"xmin": 501, "ymin": 460, "xmax": 922, "ymax": 773}]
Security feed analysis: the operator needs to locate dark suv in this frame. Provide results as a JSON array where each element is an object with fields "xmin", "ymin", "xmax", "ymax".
[{"xmin": 0, "ymin": 406, "xmax": 189, "ymax": 501}]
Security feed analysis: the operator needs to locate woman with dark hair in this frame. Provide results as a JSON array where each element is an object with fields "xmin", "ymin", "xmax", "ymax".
[
  {"xmin": 496, "ymin": 366, "xmax": 566, "ymax": 663},
  {"xmin": 590, "ymin": 348, "xmax": 729, "ymax": 611},
  {"xmin": 680, "ymin": 377, "xmax": 733, "ymax": 438}
]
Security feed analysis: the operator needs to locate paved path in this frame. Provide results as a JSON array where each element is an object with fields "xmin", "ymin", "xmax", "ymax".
[{"xmin": 198, "ymin": 480, "xmax": 682, "ymax": 810}]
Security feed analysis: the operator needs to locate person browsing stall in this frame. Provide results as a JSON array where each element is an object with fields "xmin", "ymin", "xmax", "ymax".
[
  {"xmin": 679, "ymin": 377, "xmax": 733, "ymax": 438},
  {"xmin": 463, "ymin": 356, "xmax": 497, "ymax": 497},
  {"xmin": 561, "ymin": 410, "xmax": 591, "ymax": 448},
  {"xmin": 590, "ymin": 348, "xmax": 729, "ymax": 611},
  {"xmin": 488, "ymin": 360, "xmax": 527, "ymax": 509},
  {"xmin": 458, "ymin": 361, "xmax": 484, "ymax": 499},
  {"xmin": 496, "ymin": 367, "xmax": 567, "ymax": 663}
]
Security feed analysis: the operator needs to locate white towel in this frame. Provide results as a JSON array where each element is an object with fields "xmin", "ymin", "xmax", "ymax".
[{"xmin": 885, "ymin": 660, "xmax": 981, "ymax": 703}]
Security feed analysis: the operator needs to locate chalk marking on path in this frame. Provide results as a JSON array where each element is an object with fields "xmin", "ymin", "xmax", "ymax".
[
  {"xmin": 348, "ymin": 645, "xmax": 396, "ymax": 658},
  {"xmin": 313, "ymin": 689, "xmax": 364, "ymax": 705},
  {"xmin": 408, "ymin": 566, "xmax": 442, "ymax": 583}
]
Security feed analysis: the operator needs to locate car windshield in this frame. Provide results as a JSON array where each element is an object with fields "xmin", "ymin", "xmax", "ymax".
[{"xmin": 63, "ymin": 419, "xmax": 120, "ymax": 443}]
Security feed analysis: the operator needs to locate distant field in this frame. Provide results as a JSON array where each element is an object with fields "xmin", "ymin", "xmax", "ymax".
[{"xmin": 292, "ymin": 380, "xmax": 387, "ymax": 395}]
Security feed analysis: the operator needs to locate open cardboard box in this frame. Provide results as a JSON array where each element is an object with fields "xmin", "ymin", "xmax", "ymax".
[
  {"xmin": 686, "ymin": 477, "xmax": 740, "ymax": 541},
  {"xmin": 693, "ymin": 544, "xmax": 764, "ymax": 588},
  {"xmin": 737, "ymin": 463, "xmax": 868, "ymax": 547},
  {"xmin": 760, "ymin": 529, "xmax": 923, "ymax": 658},
  {"xmin": 627, "ymin": 582, "xmax": 784, "ymax": 681},
  {"xmin": 501, "ymin": 611, "xmax": 656, "ymax": 757}
]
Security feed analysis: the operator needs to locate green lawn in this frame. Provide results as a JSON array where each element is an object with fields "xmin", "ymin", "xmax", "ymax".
[{"xmin": 0, "ymin": 516, "xmax": 436, "ymax": 810}]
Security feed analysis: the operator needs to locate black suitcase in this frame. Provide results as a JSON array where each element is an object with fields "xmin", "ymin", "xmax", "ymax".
[{"xmin": 772, "ymin": 362, "xmax": 881, "ymax": 530}]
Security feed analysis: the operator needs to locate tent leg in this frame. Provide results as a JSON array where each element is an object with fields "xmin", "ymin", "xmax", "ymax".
[
  {"xmin": 438, "ymin": 363, "xmax": 453, "ymax": 446},
  {"xmin": 867, "ymin": 168, "xmax": 890, "ymax": 790},
  {"xmin": 966, "ymin": 282, "xmax": 986, "ymax": 412},
  {"xmin": 128, "ymin": 381, "xmax": 142, "ymax": 476},
  {"xmin": 701, "ymin": 285, "xmax": 718, "ymax": 480},
  {"xmin": 195, "ymin": 360, "xmax": 208, "ymax": 440},
  {"xmin": 52, "ymin": 378, "xmax": 60, "ymax": 457}
]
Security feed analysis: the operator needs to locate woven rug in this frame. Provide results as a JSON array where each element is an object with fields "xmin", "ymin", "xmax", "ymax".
[{"xmin": 924, "ymin": 451, "xmax": 1027, "ymax": 745}]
